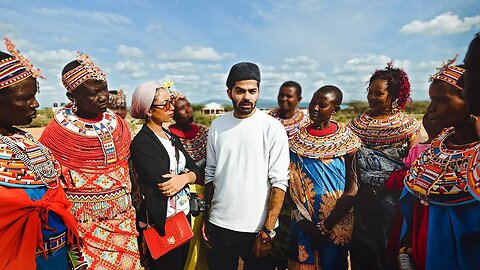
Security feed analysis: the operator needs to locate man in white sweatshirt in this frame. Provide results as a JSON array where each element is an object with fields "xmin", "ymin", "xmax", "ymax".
[{"xmin": 203, "ymin": 62, "xmax": 290, "ymax": 270}]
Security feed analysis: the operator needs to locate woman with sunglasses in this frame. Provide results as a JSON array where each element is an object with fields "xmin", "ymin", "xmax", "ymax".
[
  {"xmin": 130, "ymin": 81, "xmax": 200, "ymax": 270},
  {"xmin": 40, "ymin": 53, "xmax": 141, "ymax": 269}
]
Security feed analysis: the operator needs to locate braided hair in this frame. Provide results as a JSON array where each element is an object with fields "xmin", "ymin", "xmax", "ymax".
[{"xmin": 368, "ymin": 62, "xmax": 411, "ymax": 109}]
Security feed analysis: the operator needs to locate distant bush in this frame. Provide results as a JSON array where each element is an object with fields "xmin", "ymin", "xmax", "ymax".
[
  {"xmin": 20, "ymin": 108, "xmax": 54, "ymax": 128},
  {"xmin": 194, "ymin": 112, "xmax": 216, "ymax": 127},
  {"xmin": 191, "ymin": 103, "xmax": 204, "ymax": 112},
  {"xmin": 223, "ymin": 104, "xmax": 233, "ymax": 112}
]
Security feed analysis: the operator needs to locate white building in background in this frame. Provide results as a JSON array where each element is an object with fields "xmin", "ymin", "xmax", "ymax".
[{"xmin": 202, "ymin": 102, "xmax": 225, "ymax": 116}]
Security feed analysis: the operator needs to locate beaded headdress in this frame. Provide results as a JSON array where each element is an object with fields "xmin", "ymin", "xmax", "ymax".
[
  {"xmin": 0, "ymin": 38, "xmax": 44, "ymax": 90},
  {"xmin": 62, "ymin": 52, "xmax": 106, "ymax": 93},
  {"xmin": 430, "ymin": 55, "xmax": 465, "ymax": 91}
]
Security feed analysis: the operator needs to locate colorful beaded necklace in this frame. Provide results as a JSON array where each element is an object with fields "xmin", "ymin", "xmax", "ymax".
[
  {"xmin": 55, "ymin": 106, "xmax": 118, "ymax": 164},
  {"xmin": 290, "ymin": 121, "xmax": 361, "ymax": 159},
  {"xmin": 405, "ymin": 127, "xmax": 480, "ymax": 205},
  {"xmin": 175, "ymin": 124, "xmax": 208, "ymax": 162},
  {"xmin": 269, "ymin": 108, "xmax": 309, "ymax": 139},
  {"xmin": 0, "ymin": 132, "xmax": 59, "ymax": 188},
  {"xmin": 348, "ymin": 109, "xmax": 419, "ymax": 149},
  {"xmin": 467, "ymin": 150, "xmax": 480, "ymax": 201}
]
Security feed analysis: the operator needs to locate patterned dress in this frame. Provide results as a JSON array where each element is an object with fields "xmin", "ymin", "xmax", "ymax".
[
  {"xmin": 348, "ymin": 109, "xmax": 419, "ymax": 269},
  {"xmin": 401, "ymin": 127, "xmax": 480, "ymax": 269},
  {"xmin": 40, "ymin": 107, "xmax": 141, "ymax": 269},
  {"xmin": 288, "ymin": 122, "xmax": 361, "ymax": 270},
  {"xmin": 269, "ymin": 107, "xmax": 309, "ymax": 269},
  {"xmin": 0, "ymin": 131, "xmax": 86, "ymax": 269},
  {"xmin": 269, "ymin": 107, "xmax": 309, "ymax": 139},
  {"xmin": 169, "ymin": 123, "xmax": 209, "ymax": 270}
]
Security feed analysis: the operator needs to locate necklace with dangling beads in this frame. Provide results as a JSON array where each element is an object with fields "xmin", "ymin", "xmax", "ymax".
[{"xmin": 0, "ymin": 133, "xmax": 59, "ymax": 189}]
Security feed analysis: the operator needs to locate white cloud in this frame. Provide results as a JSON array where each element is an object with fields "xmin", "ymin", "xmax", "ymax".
[
  {"xmin": 333, "ymin": 54, "xmax": 392, "ymax": 75},
  {"xmin": 158, "ymin": 46, "xmax": 235, "ymax": 61},
  {"xmin": 114, "ymin": 61, "xmax": 147, "ymax": 78},
  {"xmin": 330, "ymin": 54, "xmax": 416, "ymax": 101},
  {"xmin": 52, "ymin": 36, "xmax": 73, "ymax": 43},
  {"xmin": 117, "ymin": 44, "xmax": 144, "ymax": 58},
  {"xmin": 27, "ymin": 49, "xmax": 77, "ymax": 68},
  {"xmin": 0, "ymin": 22, "xmax": 15, "ymax": 33},
  {"xmin": 163, "ymin": 74, "xmax": 200, "ymax": 84},
  {"xmin": 282, "ymin": 56, "xmax": 318, "ymax": 71},
  {"xmin": 35, "ymin": 7, "xmax": 131, "ymax": 26},
  {"xmin": 151, "ymin": 62, "xmax": 195, "ymax": 72},
  {"xmin": 146, "ymin": 24, "xmax": 162, "ymax": 33},
  {"xmin": 400, "ymin": 12, "xmax": 480, "ymax": 35}
]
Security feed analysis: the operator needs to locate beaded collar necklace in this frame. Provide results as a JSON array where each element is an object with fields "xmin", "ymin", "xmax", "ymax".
[
  {"xmin": 269, "ymin": 108, "xmax": 309, "ymax": 139},
  {"xmin": 348, "ymin": 109, "xmax": 419, "ymax": 148},
  {"xmin": 405, "ymin": 127, "xmax": 480, "ymax": 205},
  {"xmin": 55, "ymin": 106, "xmax": 118, "ymax": 164},
  {"xmin": 176, "ymin": 124, "xmax": 208, "ymax": 162},
  {"xmin": 0, "ymin": 133, "xmax": 59, "ymax": 189},
  {"xmin": 290, "ymin": 121, "xmax": 361, "ymax": 159}
]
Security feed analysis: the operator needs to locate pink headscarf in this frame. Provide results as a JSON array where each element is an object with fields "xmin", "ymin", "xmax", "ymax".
[{"xmin": 130, "ymin": 81, "xmax": 163, "ymax": 119}]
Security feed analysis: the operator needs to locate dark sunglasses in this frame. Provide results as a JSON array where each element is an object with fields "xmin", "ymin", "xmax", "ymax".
[{"xmin": 151, "ymin": 99, "xmax": 174, "ymax": 111}]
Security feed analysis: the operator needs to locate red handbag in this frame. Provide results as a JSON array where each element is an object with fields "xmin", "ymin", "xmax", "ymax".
[{"xmin": 143, "ymin": 211, "xmax": 194, "ymax": 259}]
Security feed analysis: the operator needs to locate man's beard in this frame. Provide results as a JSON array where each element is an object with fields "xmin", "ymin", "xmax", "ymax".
[{"xmin": 233, "ymin": 100, "xmax": 256, "ymax": 115}]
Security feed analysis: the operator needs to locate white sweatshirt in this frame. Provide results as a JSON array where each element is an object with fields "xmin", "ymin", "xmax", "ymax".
[{"xmin": 205, "ymin": 109, "xmax": 289, "ymax": 233}]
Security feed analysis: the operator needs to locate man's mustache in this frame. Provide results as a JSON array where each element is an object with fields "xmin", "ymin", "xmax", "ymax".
[{"xmin": 239, "ymin": 101, "xmax": 253, "ymax": 106}]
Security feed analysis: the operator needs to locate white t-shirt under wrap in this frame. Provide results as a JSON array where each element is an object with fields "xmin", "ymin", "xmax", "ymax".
[
  {"xmin": 205, "ymin": 110, "xmax": 290, "ymax": 233},
  {"xmin": 156, "ymin": 134, "xmax": 189, "ymax": 217}
]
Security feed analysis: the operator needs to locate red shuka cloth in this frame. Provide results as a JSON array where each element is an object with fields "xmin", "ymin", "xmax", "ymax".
[{"xmin": 0, "ymin": 186, "xmax": 78, "ymax": 270}]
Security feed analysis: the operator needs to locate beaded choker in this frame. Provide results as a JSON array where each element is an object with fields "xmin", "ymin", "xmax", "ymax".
[
  {"xmin": 348, "ymin": 109, "xmax": 419, "ymax": 148},
  {"xmin": 405, "ymin": 127, "xmax": 480, "ymax": 205},
  {"xmin": 55, "ymin": 106, "xmax": 118, "ymax": 164},
  {"xmin": 269, "ymin": 108, "xmax": 309, "ymax": 139},
  {"xmin": 0, "ymin": 133, "xmax": 59, "ymax": 188},
  {"xmin": 290, "ymin": 121, "xmax": 361, "ymax": 159}
]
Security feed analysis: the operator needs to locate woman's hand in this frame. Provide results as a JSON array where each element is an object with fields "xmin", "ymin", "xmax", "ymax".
[
  {"xmin": 298, "ymin": 219, "xmax": 327, "ymax": 243},
  {"xmin": 158, "ymin": 173, "xmax": 192, "ymax": 196}
]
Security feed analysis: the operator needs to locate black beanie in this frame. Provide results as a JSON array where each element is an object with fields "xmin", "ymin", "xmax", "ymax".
[{"xmin": 226, "ymin": 62, "xmax": 261, "ymax": 89}]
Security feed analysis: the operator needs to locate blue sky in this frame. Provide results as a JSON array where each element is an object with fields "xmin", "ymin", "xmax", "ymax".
[{"xmin": 1, "ymin": 0, "xmax": 479, "ymax": 107}]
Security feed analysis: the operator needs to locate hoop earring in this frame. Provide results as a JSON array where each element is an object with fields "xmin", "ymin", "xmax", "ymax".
[{"xmin": 72, "ymin": 99, "xmax": 78, "ymax": 113}]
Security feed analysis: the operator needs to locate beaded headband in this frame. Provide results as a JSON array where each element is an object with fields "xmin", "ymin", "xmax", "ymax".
[
  {"xmin": 62, "ymin": 52, "xmax": 106, "ymax": 93},
  {"xmin": 430, "ymin": 55, "xmax": 465, "ymax": 91},
  {"xmin": 0, "ymin": 38, "xmax": 44, "ymax": 90}
]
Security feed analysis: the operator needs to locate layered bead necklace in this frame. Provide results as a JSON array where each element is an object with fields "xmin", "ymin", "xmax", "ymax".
[
  {"xmin": 269, "ymin": 108, "xmax": 309, "ymax": 139},
  {"xmin": 290, "ymin": 121, "xmax": 361, "ymax": 159},
  {"xmin": 0, "ymin": 132, "xmax": 59, "ymax": 188},
  {"xmin": 405, "ymin": 127, "xmax": 480, "ymax": 205},
  {"xmin": 348, "ymin": 109, "xmax": 419, "ymax": 149}
]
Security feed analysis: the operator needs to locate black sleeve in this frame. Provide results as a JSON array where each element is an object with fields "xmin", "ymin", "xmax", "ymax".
[{"xmin": 130, "ymin": 130, "xmax": 169, "ymax": 235}]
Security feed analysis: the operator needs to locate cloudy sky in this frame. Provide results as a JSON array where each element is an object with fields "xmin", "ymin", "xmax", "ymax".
[{"xmin": 1, "ymin": 0, "xmax": 479, "ymax": 107}]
